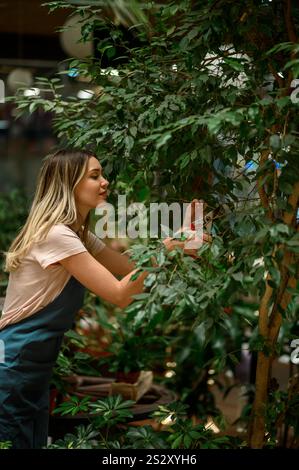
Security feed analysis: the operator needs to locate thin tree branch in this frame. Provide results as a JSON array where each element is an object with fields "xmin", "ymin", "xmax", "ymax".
[
  {"xmin": 268, "ymin": 63, "xmax": 284, "ymax": 89},
  {"xmin": 284, "ymin": 0, "xmax": 298, "ymax": 90},
  {"xmin": 284, "ymin": 0, "xmax": 298, "ymax": 43},
  {"xmin": 257, "ymin": 150, "xmax": 275, "ymax": 222},
  {"xmin": 283, "ymin": 180, "xmax": 299, "ymax": 226}
]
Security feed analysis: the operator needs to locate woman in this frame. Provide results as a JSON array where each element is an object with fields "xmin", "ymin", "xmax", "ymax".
[{"xmin": 0, "ymin": 149, "xmax": 209, "ymax": 449}]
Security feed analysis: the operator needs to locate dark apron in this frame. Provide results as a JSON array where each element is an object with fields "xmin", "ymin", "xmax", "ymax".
[{"xmin": 0, "ymin": 275, "xmax": 85, "ymax": 449}]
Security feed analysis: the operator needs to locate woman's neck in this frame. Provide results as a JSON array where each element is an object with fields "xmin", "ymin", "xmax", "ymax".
[
  {"xmin": 69, "ymin": 221, "xmax": 83, "ymax": 234},
  {"xmin": 71, "ymin": 214, "xmax": 86, "ymax": 233}
]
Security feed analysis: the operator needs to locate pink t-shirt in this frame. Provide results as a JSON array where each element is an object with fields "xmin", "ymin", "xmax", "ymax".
[{"xmin": 0, "ymin": 224, "xmax": 105, "ymax": 330}]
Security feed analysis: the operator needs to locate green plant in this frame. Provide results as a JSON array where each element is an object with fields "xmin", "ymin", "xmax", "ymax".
[
  {"xmin": 52, "ymin": 395, "xmax": 91, "ymax": 416},
  {"xmin": 89, "ymin": 394, "xmax": 135, "ymax": 427},
  {"xmin": 0, "ymin": 441, "xmax": 12, "ymax": 449},
  {"xmin": 49, "ymin": 394, "xmax": 135, "ymax": 449},
  {"xmin": 0, "ymin": 189, "xmax": 29, "ymax": 296},
  {"xmin": 264, "ymin": 375, "xmax": 299, "ymax": 448},
  {"xmin": 47, "ymin": 424, "xmax": 101, "ymax": 449},
  {"xmin": 48, "ymin": 394, "xmax": 243, "ymax": 449}
]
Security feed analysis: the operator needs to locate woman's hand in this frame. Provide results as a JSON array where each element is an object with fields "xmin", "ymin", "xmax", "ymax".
[
  {"xmin": 162, "ymin": 232, "xmax": 211, "ymax": 258},
  {"xmin": 162, "ymin": 198, "xmax": 212, "ymax": 259},
  {"xmin": 181, "ymin": 198, "xmax": 202, "ymax": 231}
]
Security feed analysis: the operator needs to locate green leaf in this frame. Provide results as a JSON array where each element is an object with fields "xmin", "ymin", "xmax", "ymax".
[
  {"xmin": 144, "ymin": 273, "xmax": 157, "ymax": 288},
  {"xmin": 157, "ymin": 251, "xmax": 166, "ymax": 266},
  {"xmin": 167, "ymin": 25, "xmax": 176, "ymax": 36},
  {"xmin": 131, "ymin": 293, "xmax": 150, "ymax": 300},
  {"xmin": 29, "ymin": 102, "xmax": 37, "ymax": 114},
  {"xmin": 231, "ymin": 272, "xmax": 243, "ymax": 282},
  {"xmin": 223, "ymin": 57, "xmax": 245, "ymax": 72},
  {"xmin": 279, "ymin": 180, "xmax": 294, "ymax": 194},
  {"xmin": 183, "ymin": 434, "xmax": 192, "ymax": 448},
  {"xmin": 129, "ymin": 126, "xmax": 137, "ymax": 137},
  {"xmin": 125, "ymin": 135, "xmax": 134, "ymax": 151},
  {"xmin": 228, "ymin": 353, "xmax": 240, "ymax": 365},
  {"xmin": 268, "ymin": 266, "xmax": 281, "ymax": 287},
  {"xmin": 156, "ymin": 133, "xmax": 172, "ymax": 149},
  {"xmin": 172, "ymin": 435, "xmax": 183, "ymax": 449},
  {"xmin": 270, "ymin": 134, "xmax": 281, "ymax": 150}
]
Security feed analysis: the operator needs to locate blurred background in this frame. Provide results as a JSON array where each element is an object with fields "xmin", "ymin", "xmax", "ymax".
[
  {"xmin": 0, "ymin": 0, "xmax": 68, "ymax": 194},
  {"xmin": 0, "ymin": 0, "xmax": 126, "ymax": 195}
]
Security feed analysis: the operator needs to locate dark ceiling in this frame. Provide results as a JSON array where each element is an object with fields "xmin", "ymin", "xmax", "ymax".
[{"xmin": 0, "ymin": 0, "xmax": 70, "ymax": 64}]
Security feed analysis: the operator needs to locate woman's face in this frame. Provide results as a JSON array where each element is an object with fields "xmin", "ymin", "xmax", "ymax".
[{"xmin": 74, "ymin": 156, "xmax": 109, "ymax": 210}]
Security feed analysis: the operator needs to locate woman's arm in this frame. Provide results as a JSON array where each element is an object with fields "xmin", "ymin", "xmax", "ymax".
[
  {"xmin": 93, "ymin": 234, "xmax": 207, "ymax": 277},
  {"xmin": 59, "ymin": 251, "xmax": 149, "ymax": 309},
  {"xmin": 92, "ymin": 200, "xmax": 211, "ymax": 274},
  {"xmin": 60, "ymin": 229, "xmax": 211, "ymax": 309},
  {"xmin": 94, "ymin": 245, "xmax": 136, "ymax": 277}
]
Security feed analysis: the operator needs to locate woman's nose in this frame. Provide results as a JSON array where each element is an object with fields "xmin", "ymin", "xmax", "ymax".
[{"xmin": 101, "ymin": 177, "xmax": 109, "ymax": 188}]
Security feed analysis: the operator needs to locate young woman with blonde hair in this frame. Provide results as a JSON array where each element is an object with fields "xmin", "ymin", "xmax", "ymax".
[{"xmin": 0, "ymin": 149, "xmax": 210, "ymax": 448}]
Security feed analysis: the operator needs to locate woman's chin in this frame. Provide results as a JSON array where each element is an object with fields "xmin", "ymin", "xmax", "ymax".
[{"xmin": 96, "ymin": 197, "xmax": 107, "ymax": 207}]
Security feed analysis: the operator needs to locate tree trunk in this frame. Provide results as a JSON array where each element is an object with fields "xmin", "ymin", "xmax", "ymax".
[
  {"xmin": 248, "ymin": 351, "xmax": 271, "ymax": 447},
  {"xmin": 248, "ymin": 181, "xmax": 299, "ymax": 448}
]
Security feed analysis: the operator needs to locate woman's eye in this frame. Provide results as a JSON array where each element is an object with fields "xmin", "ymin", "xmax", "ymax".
[{"xmin": 91, "ymin": 175, "xmax": 99, "ymax": 180}]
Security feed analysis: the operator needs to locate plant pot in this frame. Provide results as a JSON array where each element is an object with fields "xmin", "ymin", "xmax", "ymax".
[
  {"xmin": 115, "ymin": 371, "xmax": 141, "ymax": 384},
  {"xmin": 78, "ymin": 346, "xmax": 114, "ymax": 359},
  {"xmin": 111, "ymin": 370, "xmax": 153, "ymax": 401},
  {"xmin": 57, "ymin": 370, "xmax": 154, "ymax": 403}
]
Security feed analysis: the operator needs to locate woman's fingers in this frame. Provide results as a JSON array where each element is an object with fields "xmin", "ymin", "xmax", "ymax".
[
  {"xmin": 203, "ymin": 232, "xmax": 212, "ymax": 243},
  {"xmin": 183, "ymin": 248, "xmax": 198, "ymax": 257},
  {"xmin": 182, "ymin": 199, "xmax": 202, "ymax": 229},
  {"xmin": 186, "ymin": 231, "xmax": 212, "ymax": 243},
  {"xmin": 163, "ymin": 230, "xmax": 212, "ymax": 259},
  {"xmin": 162, "ymin": 237, "xmax": 185, "ymax": 251}
]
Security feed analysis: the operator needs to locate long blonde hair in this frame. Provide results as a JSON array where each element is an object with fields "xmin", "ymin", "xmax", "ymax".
[{"xmin": 4, "ymin": 149, "xmax": 95, "ymax": 272}]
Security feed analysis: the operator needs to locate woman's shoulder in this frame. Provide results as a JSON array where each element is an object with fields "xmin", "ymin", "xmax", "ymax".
[
  {"xmin": 36, "ymin": 224, "xmax": 82, "ymax": 247},
  {"xmin": 47, "ymin": 224, "xmax": 78, "ymax": 237},
  {"xmin": 30, "ymin": 224, "xmax": 87, "ymax": 267}
]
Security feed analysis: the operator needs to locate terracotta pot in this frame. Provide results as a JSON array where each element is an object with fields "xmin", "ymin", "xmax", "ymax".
[
  {"xmin": 115, "ymin": 371, "xmax": 141, "ymax": 384},
  {"xmin": 78, "ymin": 347, "xmax": 113, "ymax": 358}
]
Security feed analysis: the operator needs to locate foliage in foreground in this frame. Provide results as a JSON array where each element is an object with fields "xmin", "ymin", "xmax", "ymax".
[{"xmin": 48, "ymin": 394, "xmax": 243, "ymax": 449}]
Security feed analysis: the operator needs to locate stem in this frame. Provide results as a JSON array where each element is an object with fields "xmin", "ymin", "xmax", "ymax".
[
  {"xmin": 247, "ymin": 269, "xmax": 274, "ymax": 448},
  {"xmin": 248, "ymin": 351, "xmax": 272, "ymax": 448},
  {"xmin": 284, "ymin": 0, "xmax": 297, "ymax": 43},
  {"xmin": 257, "ymin": 149, "xmax": 275, "ymax": 222},
  {"xmin": 284, "ymin": 0, "xmax": 298, "ymax": 90},
  {"xmin": 167, "ymin": 264, "xmax": 178, "ymax": 286},
  {"xmin": 268, "ymin": 63, "xmax": 284, "ymax": 89}
]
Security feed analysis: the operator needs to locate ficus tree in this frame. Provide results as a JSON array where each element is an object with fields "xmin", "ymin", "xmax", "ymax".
[{"xmin": 11, "ymin": 0, "xmax": 299, "ymax": 448}]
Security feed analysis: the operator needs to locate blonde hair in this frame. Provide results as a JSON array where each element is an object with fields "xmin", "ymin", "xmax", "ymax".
[{"xmin": 4, "ymin": 149, "xmax": 95, "ymax": 272}]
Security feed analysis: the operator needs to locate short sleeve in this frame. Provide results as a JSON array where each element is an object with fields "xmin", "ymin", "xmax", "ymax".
[
  {"xmin": 33, "ymin": 224, "xmax": 87, "ymax": 269},
  {"xmin": 85, "ymin": 231, "xmax": 106, "ymax": 257}
]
